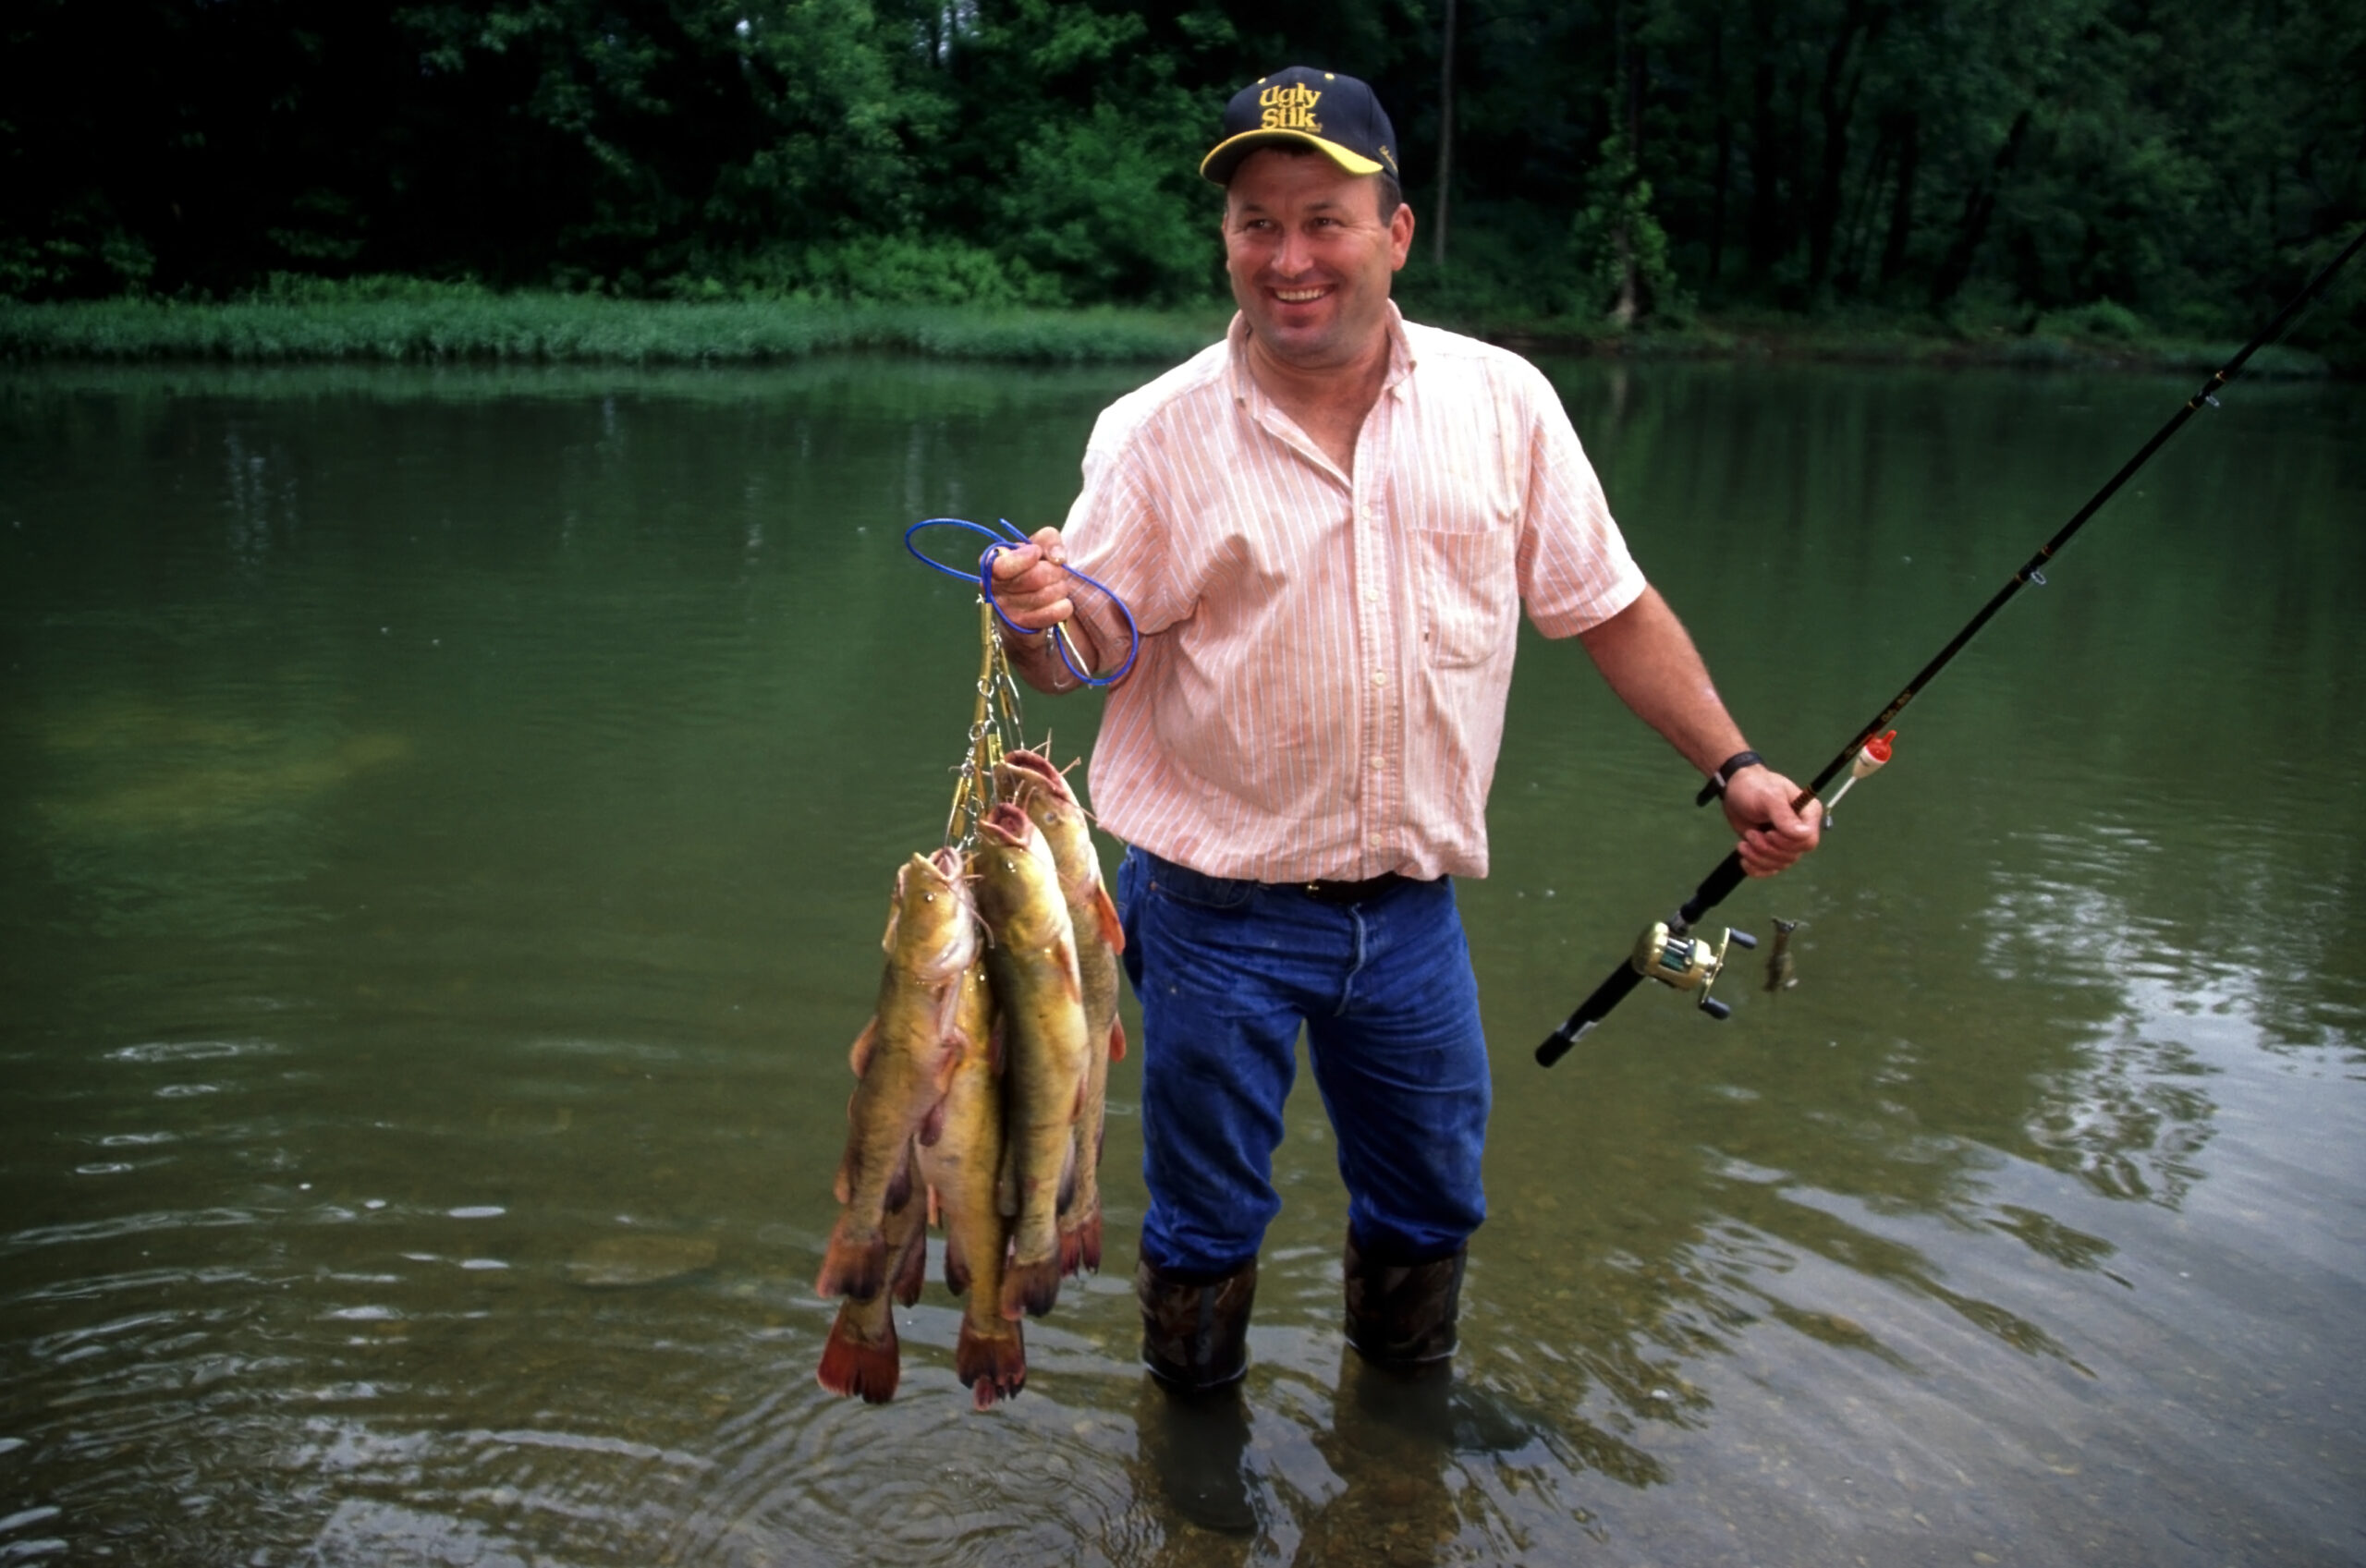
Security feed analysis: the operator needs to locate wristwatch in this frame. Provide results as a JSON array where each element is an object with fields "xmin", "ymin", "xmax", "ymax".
[{"xmin": 1694, "ymin": 749, "xmax": 1765, "ymax": 807}]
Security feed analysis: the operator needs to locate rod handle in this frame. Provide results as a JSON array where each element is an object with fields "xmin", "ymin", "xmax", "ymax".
[
  {"xmin": 1678, "ymin": 853, "xmax": 1749, "ymax": 929},
  {"xmin": 1536, "ymin": 964, "xmax": 1644, "ymax": 1066}
]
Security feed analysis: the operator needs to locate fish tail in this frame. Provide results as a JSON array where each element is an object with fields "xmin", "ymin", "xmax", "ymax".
[
  {"xmin": 1057, "ymin": 1216, "xmax": 1084, "ymax": 1279},
  {"xmin": 956, "ymin": 1319, "xmax": 1027, "ymax": 1408},
  {"xmin": 814, "ymin": 1216, "xmax": 887, "ymax": 1301},
  {"xmin": 816, "ymin": 1305, "xmax": 901, "ymax": 1404},
  {"xmin": 1076, "ymin": 1204, "xmax": 1103, "ymax": 1275},
  {"xmin": 998, "ymin": 1255, "xmax": 1063, "ymax": 1320}
]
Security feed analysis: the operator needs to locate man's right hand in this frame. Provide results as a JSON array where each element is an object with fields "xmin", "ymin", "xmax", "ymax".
[{"xmin": 987, "ymin": 527, "xmax": 1074, "ymax": 635}]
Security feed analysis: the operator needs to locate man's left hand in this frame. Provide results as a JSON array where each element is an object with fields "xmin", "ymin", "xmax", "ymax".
[{"xmin": 1720, "ymin": 766, "xmax": 1823, "ymax": 877}]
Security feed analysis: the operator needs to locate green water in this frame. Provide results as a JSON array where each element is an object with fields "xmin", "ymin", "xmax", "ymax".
[{"xmin": 0, "ymin": 358, "xmax": 2360, "ymax": 1566}]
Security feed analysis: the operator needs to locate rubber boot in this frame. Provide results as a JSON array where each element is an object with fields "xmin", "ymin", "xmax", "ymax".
[
  {"xmin": 1135, "ymin": 1258, "xmax": 1259, "ymax": 1534},
  {"xmin": 1137, "ymin": 1256, "xmax": 1256, "ymax": 1392},
  {"xmin": 1341, "ymin": 1229, "xmax": 1464, "ymax": 1369}
]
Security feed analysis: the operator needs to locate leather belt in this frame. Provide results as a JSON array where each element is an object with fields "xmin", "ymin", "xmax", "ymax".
[{"xmin": 1294, "ymin": 871, "xmax": 1416, "ymax": 905}]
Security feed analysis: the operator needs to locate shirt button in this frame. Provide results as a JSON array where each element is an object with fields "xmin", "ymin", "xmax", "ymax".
[
  {"xmin": 1363, "ymin": 588, "xmax": 1381, "ymax": 605},
  {"xmin": 1369, "ymin": 756, "xmax": 1384, "ymax": 772},
  {"xmin": 1371, "ymin": 671, "xmax": 1386, "ymax": 687},
  {"xmin": 1367, "ymin": 834, "xmax": 1384, "ymax": 848}
]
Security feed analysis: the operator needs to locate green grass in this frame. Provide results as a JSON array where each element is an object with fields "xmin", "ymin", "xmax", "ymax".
[
  {"xmin": 0, "ymin": 285, "xmax": 2339, "ymax": 378},
  {"xmin": 0, "ymin": 290, "xmax": 1231, "ymax": 367}
]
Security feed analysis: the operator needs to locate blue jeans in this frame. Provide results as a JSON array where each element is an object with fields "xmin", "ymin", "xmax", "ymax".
[{"xmin": 1116, "ymin": 847, "xmax": 1492, "ymax": 1277}]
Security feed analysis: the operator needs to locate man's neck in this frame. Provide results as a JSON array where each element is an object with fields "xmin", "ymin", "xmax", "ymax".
[{"xmin": 1243, "ymin": 327, "xmax": 1394, "ymax": 474}]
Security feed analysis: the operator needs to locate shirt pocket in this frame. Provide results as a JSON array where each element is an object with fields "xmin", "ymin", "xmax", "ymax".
[{"xmin": 1414, "ymin": 522, "xmax": 1518, "ymax": 669}]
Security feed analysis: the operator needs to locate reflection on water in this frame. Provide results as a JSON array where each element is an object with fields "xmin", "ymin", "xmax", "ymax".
[{"xmin": 0, "ymin": 361, "xmax": 2360, "ymax": 1565}]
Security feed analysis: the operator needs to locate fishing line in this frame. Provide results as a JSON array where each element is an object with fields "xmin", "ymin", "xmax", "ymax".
[
  {"xmin": 904, "ymin": 517, "xmax": 1141, "ymax": 687},
  {"xmin": 1538, "ymin": 225, "xmax": 2366, "ymax": 1067}
]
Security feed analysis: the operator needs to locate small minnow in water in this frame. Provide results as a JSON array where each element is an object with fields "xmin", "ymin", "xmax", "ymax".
[{"xmin": 1764, "ymin": 918, "xmax": 1799, "ymax": 992}]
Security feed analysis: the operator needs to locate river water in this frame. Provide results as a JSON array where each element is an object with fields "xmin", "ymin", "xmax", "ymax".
[{"xmin": 0, "ymin": 356, "xmax": 2360, "ymax": 1566}]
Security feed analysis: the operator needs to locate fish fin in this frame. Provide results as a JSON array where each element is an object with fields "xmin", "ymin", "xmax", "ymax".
[
  {"xmin": 883, "ymin": 1152, "xmax": 913, "ymax": 1216},
  {"xmin": 1056, "ymin": 1132, "xmax": 1079, "ymax": 1213},
  {"xmin": 890, "ymin": 1219, "xmax": 928, "ymax": 1310},
  {"xmin": 1092, "ymin": 883, "xmax": 1124, "ymax": 954},
  {"xmin": 999, "ymin": 1256, "xmax": 1062, "ymax": 1320},
  {"xmin": 880, "ymin": 895, "xmax": 901, "ymax": 957},
  {"xmin": 919, "ymin": 1096, "xmax": 949, "ymax": 1149},
  {"xmin": 1077, "ymin": 1203, "xmax": 1103, "ymax": 1275},
  {"xmin": 848, "ymin": 1018, "xmax": 880, "ymax": 1078},
  {"xmin": 817, "ymin": 1306, "xmax": 900, "ymax": 1404},
  {"xmin": 933, "ymin": 1035, "xmax": 967, "ymax": 1096},
  {"xmin": 995, "ymin": 1135, "xmax": 1018, "ymax": 1219},
  {"xmin": 944, "ymin": 1225, "xmax": 971, "ymax": 1297},
  {"xmin": 1055, "ymin": 939, "xmax": 1083, "ymax": 1003},
  {"xmin": 1107, "ymin": 1014, "xmax": 1127, "ymax": 1063},
  {"xmin": 956, "ymin": 1319, "xmax": 1028, "ymax": 1407},
  {"xmin": 813, "ymin": 1217, "xmax": 886, "ymax": 1301},
  {"xmin": 1057, "ymin": 1217, "xmax": 1083, "ymax": 1280},
  {"xmin": 926, "ymin": 1185, "xmax": 943, "ymax": 1228},
  {"xmin": 933, "ymin": 974, "xmax": 967, "ymax": 1051}
]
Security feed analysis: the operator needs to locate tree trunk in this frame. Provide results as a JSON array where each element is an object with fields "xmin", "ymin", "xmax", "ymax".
[
  {"xmin": 1805, "ymin": 0, "xmax": 1875, "ymax": 296},
  {"xmin": 1433, "ymin": 0, "xmax": 1456, "ymax": 268},
  {"xmin": 1610, "ymin": 30, "xmax": 1645, "ymax": 325},
  {"xmin": 1707, "ymin": 4, "xmax": 1730, "ymax": 284},
  {"xmin": 1929, "ymin": 108, "xmax": 2030, "ymax": 309},
  {"xmin": 1745, "ymin": 0, "xmax": 1785, "ymax": 278},
  {"xmin": 1837, "ymin": 129, "xmax": 1892, "ymax": 295},
  {"xmin": 1877, "ymin": 106, "xmax": 1919, "ymax": 290}
]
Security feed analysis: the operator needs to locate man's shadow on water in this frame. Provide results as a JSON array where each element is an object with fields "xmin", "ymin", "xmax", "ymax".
[{"xmin": 1129, "ymin": 1343, "xmax": 1666, "ymax": 1563}]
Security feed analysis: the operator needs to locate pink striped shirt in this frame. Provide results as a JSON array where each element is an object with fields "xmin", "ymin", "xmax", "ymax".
[{"xmin": 1057, "ymin": 305, "xmax": 1645, "ymax": 883}]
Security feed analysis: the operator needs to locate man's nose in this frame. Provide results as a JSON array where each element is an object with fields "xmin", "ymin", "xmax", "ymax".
[{"xmin": 1273, "ymin": 226, "xmax": 1314, "ymax": 276}]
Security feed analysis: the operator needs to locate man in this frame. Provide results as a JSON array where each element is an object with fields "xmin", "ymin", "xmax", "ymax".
[{"xmin": 990, "ymin": 67, "xmax": 1820, "ymax": 1393}]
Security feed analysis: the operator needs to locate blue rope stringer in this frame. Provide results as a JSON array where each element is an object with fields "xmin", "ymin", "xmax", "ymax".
[{"xmin": 904, "ymin": 517, "xmax": 1140, "ymax": 687}]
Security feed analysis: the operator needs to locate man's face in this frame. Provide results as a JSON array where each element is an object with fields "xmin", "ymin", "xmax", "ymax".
[{"xmin": 1223, "ymin": 149, "xmax": 1413, "ymax": 372}]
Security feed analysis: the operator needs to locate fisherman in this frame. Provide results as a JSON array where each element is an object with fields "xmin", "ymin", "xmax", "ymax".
[{"xmin": 990, "ymin": 66, "xmax": 1821, "ymax": 1394}]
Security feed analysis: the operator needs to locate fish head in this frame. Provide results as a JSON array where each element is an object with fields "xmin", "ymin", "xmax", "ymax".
[
  {"xmin": 886, "ymin": 847, "xmax": 981, "ymax": 979},
  {"xmin": 994, "ymin": 749, "xmax": 1079, "ymax": 810},
  {"xmin": 973, "ymin": 803, "xmax": 1062, "ymax": 937},
  {"xmin": 998, "ymin": 751, "xmax": 1099, "ymax": 893}
]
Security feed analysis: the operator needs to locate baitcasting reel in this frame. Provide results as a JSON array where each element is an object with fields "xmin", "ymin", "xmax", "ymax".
[{"xmin": 1631, "ymin": 920, "xmax": 1757, "ymax": 1020}]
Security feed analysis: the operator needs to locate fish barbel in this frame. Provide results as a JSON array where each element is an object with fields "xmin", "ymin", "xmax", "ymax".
[
  {"xmin": 973, "ymin": 801, "xmax": 1092, "ymax": 1319},
  {"xmin": 815, "ymin": 1140, "xmax": 929, "ymax": 1403},
  {"xmin": 997, "ymin": 749, "xmax": 1125, "ymax": 1277},
  {"xmin": 915, "ymin": 956, "xmax": 1027, "ymax": 1407},
  {"xmin": 815, "ymin": 847, "xmax": 981, "ymax": 1302}
]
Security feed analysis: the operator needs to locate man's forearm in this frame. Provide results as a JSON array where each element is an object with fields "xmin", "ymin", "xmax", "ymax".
[{"xmin": 1574, "ymin": 586, "xmax": 1750, "ymax": 776}]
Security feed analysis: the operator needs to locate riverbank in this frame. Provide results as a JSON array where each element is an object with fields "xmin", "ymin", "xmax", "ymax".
[
  {"xmin": 0, "ymin": 288, "xmax": 2342, "ymax": 377},
  {"xmin": 0, "ymin": 291, "xmax": 1230, "ymax": 368}
]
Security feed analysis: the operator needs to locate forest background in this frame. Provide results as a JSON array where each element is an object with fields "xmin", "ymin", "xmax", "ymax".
[{"xmin": 5, "ymin": 0, "xmax": 2362, "ymax": 365}]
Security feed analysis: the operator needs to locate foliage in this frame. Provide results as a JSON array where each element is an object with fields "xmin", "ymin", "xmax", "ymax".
[
  {"xmin": 0, "ymin": 0, "xmax": 2359, "ymax": 358},
  {"xmin": 0, "ymin": 289, "xmax": 1227, "ymax": 365}
]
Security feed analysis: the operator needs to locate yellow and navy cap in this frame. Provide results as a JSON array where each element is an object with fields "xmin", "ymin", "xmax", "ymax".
[{"xmin": 1200, "ymin": 67, "xmax": 1401, "ymax": 186}]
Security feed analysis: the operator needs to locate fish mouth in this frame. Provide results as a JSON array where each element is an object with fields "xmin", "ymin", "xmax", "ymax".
[
  {"xmin": 995, "ymin": 749, "xmax": 1075, "ymax": 805},
  {"xmin": 978, "ymin": 801, "xmax": 1033, "ymax": 846}
]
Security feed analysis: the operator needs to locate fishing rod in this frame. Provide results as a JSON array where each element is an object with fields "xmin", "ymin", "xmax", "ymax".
[{"xmin": 1538, "ymin": 225, "xmax": 2366, "ymax": 1068}]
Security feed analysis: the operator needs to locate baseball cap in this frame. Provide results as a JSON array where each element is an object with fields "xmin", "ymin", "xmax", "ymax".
[{"xmin": 1199, "ymin": 67, "xmax": 1401, "ymax": 186}]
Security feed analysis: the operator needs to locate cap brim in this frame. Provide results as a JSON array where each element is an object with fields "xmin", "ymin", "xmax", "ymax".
[{"xmin": 1200, "ymin": 129, "xmax": 1384, "ymax": 185}]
